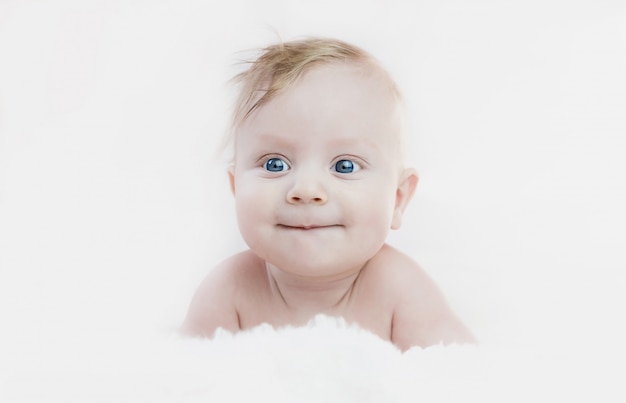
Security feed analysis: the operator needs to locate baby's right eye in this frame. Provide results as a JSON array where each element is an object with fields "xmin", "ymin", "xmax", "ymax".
[{"xmin": 264, "ymin": 157, "xmax": 290, "ymax": 172}]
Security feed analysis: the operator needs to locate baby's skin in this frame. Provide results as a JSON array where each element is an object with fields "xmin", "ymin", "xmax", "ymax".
[
  {"xmin": 182, "ymin": 245, "xmax": 474, "ymax": 351},
  {"xmin": 181, "ymin": 62, "xmax": 475, "ymax": 351}
]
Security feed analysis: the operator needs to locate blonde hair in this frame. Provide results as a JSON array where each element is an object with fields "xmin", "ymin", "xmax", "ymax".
[{"xmin": 221, "ymin": 37, "xmax": 404, "ymax": 160}]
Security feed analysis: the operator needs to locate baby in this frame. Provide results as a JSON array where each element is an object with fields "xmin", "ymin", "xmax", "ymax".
[{"xmin": 181, "ymin": 38, "xmax": 475, "ymax": 351}]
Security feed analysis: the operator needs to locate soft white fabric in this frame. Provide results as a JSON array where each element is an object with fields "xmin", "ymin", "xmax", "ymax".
[{"xmin": 2, "ymin": 315, "xmax": 621, "ymax": 402}]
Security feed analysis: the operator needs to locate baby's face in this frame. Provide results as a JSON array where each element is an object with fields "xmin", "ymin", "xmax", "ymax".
[{"xmin": 230, "ymin": 63, "xmax": 407, "ymax": 279}]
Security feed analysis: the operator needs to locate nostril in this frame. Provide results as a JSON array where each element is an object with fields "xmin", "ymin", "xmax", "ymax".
[{"xmin": 287, "ymin": 190, "xmax": 327, "ymax": 204}]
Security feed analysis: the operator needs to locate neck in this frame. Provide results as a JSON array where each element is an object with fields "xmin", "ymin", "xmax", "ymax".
[{"xmin": 265, "ymin": 262, "xmax": 363, "ymax": 314}]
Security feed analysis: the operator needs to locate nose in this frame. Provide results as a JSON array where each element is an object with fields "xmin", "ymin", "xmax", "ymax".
[{"xmin": 286, "ymin": 171, "xmax": 328, "ymax": 205}]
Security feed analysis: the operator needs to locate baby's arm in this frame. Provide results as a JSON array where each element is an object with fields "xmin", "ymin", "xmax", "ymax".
[
  {"xmin": 180, "ymin": 257, "xmax": 241, "ymax": 337},
  {"xmin": 389, "ymin": 256, "xmax": 476, "ymax": 351}
]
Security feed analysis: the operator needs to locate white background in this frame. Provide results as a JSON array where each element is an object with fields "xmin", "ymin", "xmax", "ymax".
[{"xmin": 1, "ymin": 0, "xmax": 625, "ymax": 372}]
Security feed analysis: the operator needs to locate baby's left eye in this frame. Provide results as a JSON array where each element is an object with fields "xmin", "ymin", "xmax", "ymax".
[{"xmin": 334, "ymin": 159, "xmax": 361, "ymax": 174}]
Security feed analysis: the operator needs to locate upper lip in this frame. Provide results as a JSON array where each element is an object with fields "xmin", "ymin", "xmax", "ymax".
[{"xmin": 278, "ymin": 224, "xmax": 339, "ymax": 229}]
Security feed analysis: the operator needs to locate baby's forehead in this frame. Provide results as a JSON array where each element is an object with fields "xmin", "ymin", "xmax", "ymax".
[
  {"xmin": 240, "ymin": 62, "xmax": 406, "ymax": 152},
  {"xmin": 240, "ymin": 57, "xmax": 402, "ymax": 121},
  {"xmin": 261, "ymin": 61, "xmax": 403, "ymax": 122}
]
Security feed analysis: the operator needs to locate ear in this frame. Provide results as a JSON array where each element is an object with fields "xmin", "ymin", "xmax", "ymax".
[
  {"xmin": 391, "ymin": 168, "xmax": 418, "ymax": 230},
  {"xmin": 227, "ymin": 166, "xmax": 236, "ymax": 195}
]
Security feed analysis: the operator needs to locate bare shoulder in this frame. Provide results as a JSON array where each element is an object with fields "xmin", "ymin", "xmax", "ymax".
[
  {"xmin": 362, "ymin": 244, "xmax": 442, "ymax": 298},
  {"xmin": 180, "ymin": 250, "xmax": 264, "ymax": 337},
  {"xmin": 365, "ymin": 244, "xmax": 476, "ymax": 351}
]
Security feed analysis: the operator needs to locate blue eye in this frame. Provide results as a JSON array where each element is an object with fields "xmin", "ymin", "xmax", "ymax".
[
  {"xmin": 264, "ymin": 157, "xmax": 289, "ymax": 172},
  {"xmin": 334, "ymin": 159, "xmax": 360, "ymax": 174}
]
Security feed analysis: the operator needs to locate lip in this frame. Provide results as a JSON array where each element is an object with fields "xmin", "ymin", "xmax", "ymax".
[{"xmin": 277, "ymin": 224, "xmax": 341, "ymax": 230}]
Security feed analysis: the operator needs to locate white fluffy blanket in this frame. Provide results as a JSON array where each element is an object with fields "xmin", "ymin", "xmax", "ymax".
[{"xmin": 2, "ymin": 315, "xmax": 620, "ymax": 403}]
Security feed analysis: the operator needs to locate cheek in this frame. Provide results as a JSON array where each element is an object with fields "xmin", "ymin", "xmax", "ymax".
[
  {"xmin": 342, "ymin": 183, "xmax": 396, "ymax": 226},
  {"xmin": 234, "ymin": 177, "xmax": 278, "ymax": 223},
  {"xmin": 234, "ymin": 184, "xmax": 269, "ymax": 250}
]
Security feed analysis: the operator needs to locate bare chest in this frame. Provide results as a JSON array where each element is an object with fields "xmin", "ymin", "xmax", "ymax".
[{"xmin": 235, "ymin": 283, "xmax": 395, "ymax": 342}]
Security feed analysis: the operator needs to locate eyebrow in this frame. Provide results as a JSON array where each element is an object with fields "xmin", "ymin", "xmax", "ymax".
[
  {"xmin": 328, "ymin": 137, "xmax": 381, "ymax": 152},
  {"xmin": 252, "ymin": 132, "xmax": 295, "ymax": 147},
  {"xmin": 252, "ymin": 132, "xmax": 381, "ymax": 153}
]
